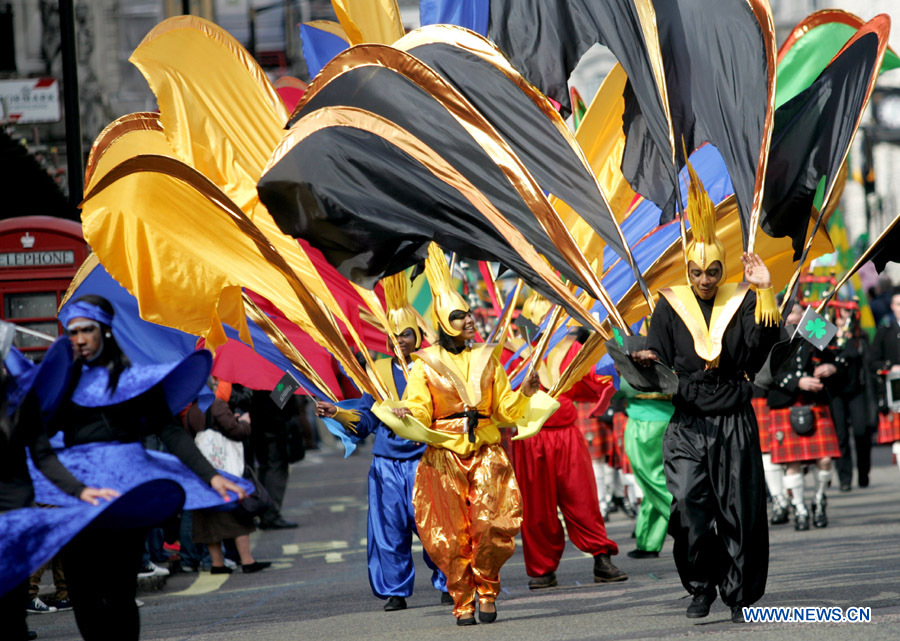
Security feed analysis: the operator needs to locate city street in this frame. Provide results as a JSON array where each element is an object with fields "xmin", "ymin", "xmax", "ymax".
[{"xmin": 31, "ymin": 443, "xmax": 900, "ymax": 641}]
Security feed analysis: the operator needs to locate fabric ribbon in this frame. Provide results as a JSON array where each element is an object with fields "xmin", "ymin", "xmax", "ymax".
[{"xmin": 442, "ymin": 409, "xmax": 489, "ymax": 443}]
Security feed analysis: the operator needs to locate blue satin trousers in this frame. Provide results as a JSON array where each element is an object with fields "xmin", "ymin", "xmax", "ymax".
[{"xmin": 368, "ymin": 456, "xmax": 447, "ymax": 598}]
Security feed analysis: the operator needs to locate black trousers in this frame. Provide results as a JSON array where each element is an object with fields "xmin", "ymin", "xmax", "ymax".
[
  {"xmin": 830, "ymin": 394, "xmax": 872, "ymax": 486},
  {"xmin": 253, "ymin": 431, "xmax": 289, "ymax": 521},
  {"xmin": 62, "ymin": 527, "xmax": 146, "ymax": 641},
  {"xmin": 663, "ymin": 405, "xmax": 768, "ymax": 607},
  {"xmin": 0, "ymin": 580, "xmax": 28, "ymax": 640}
]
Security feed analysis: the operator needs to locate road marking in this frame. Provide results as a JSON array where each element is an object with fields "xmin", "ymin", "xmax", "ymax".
[
  {"xmin": 169, "ymin": 572, "xmax": 230, "ymax": 596},
  {"xmin": 330, "ymin": 505, "xmax": 345, "ymax": 512},
  {"xmin": 325, "ymin": 553, "xmax": 344, "ymax": 563},
  {"xmin": 283, "ymin": 540, "xmax": 348, "ymax": 556}
]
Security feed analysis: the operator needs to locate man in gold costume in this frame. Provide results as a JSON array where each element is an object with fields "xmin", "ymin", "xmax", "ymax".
[
  {"xmin": 379, "ymin": 245, "xmax": 555, "ymax": 626},
  {"xmin": 632, "ymin": 164, "xmax": 781, "ymax": 623}
]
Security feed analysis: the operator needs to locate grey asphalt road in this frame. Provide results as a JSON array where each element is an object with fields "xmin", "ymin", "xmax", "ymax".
[{"xmin": 29, "ymin": 442, "xmax": 900, "ymax": 640}]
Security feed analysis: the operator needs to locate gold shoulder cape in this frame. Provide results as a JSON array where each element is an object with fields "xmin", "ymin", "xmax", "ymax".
[{"xmin": 658, "ymin": 283, "xmax": 750, "ymax": 367}]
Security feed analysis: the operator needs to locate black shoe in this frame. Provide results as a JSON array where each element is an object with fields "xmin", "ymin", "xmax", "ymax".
[
  {"xmin": 794, "ymin": 509, "xmax": 810, "ymax": 531},
  {"xmin": 45, "ymin": 597, "xmax": 73, "ymax": 611},
  {"xmin": 528, "ymin": 572, "xmax": 558, "ymax": 589},
  {"xmin": 686, "ymin": 590, "xmax": 716, "ymax": 618},
  {"xmin": 440, "ymin": 592, "xmax": 454, "ymax": 605},
  {"xmin": 812, "ymin": 497, "xmax": 828, "ymax": 528},
  {"xmin": 479, "ymin": 604, "xmax": 497, "ymax": 623},
  {"xmin": 627, "ymin": 548, "xmax": 659, "ymax": 559},
  {"xmin": 384, "ymin": 596, "xmax": 407, "ymax": 611},
  {"xmin": 770, "ymin": 502, "xmax": 789, "ymax": 525},
  {"xmin": 259, "ymin": 517, "xmax": 298, "ymax": 530},
  {"xmin": 593, "ymin": 553, "xmax": 628, "ymax": 582},
  {"xmin": 839, "ymin": 482, "xmax": 851, "ymax": 493},
  {"xmin": 456, "ymin": 615, "xmax": 477, "ymax": 626},
  {"xmin": 858, "ymin": 474, "xmax": 869, "ymax": 488},
  {"xmin": 731, "ymin": 605, "xmax": 745, "ymax": 623},
  {"xmin": 27, "ymin": 632, "xmax": 37, "ymax": 641},
  {"xmin": 210, "ymin": 565, "xmax": 232, "ymax": 574},
  {"xmin": 242, "ymin": 561, "xmax": 272, "ymax": 573}
]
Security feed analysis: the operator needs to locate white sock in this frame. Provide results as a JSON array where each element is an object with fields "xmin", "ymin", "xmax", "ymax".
[
  {"xmin": 815, "ymin": 469, "xmax": 832, "ymax": 503},
  {"xmin": 893, "ymin": 442, "xmax": 900, "ymax": 473},
  {"xmin": 611, "ymin": 468, "xmax": 624, "ymax": 499},
  {"xmin": 762, "ymin": 454, "xmax": 787, "ymax": 506},
  {"xmin": 593, "ymin": 460, "xmax": 610, "ymax": 509},
  {"xmin": 624, "ymin": 473, "xmax": 643, "ymax": 501},
  {"xmin": 783, "ymin": 473, "xmax": 806, "ymax": 514}
]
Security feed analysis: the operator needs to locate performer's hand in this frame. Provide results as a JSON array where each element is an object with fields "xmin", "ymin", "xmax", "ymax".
[
  {"xmin": 210, "ymin": 474, "xmax": 247, "ymax": 502},
  {"xmin": 630, "ymin": 349, "xmax": 659, "ymax": 366},
  {"xmin": 798, "ymin": 376, "xmax": 824, "ymax": 392},
  {"xmin": 391, "ymin": 407, "xmax": 412, "ymax": 419},
  {"xmin": 522, "ymin": 371, "xmax": 540, "ymax": 397},
  {"xmin": 741, "ymin": 252, "xmax": 771, "ymax": 289},
  {"xmin": 316, "ymin": 401, "xmax": 337, "ymax": 418},
  {"xmin": 813, "ymin": 363, "xmax": 837, "ymax": 379},
  {"xmin": 79, "ymin": 487, "xmax": 120, "ymax": 506}
]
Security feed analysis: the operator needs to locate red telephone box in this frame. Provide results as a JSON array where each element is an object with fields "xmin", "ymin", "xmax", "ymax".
[{"xmin": 0, "ymin": 216, "xmax": 89, "ymax": 361}]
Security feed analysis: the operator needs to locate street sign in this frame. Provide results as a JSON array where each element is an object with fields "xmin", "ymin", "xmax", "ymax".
[{"xmin": 0, "ymin": 78, "xmax": 61, "ymax": 124}]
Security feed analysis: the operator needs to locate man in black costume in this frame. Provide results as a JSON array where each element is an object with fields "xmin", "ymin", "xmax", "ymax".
[{"xmin": 632, "ymin": 166, "xmax": 781, "ymax": 622}]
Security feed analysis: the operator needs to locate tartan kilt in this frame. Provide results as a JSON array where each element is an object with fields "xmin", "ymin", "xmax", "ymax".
[
  {"xmin": 577, "ymin": 402, "xmax": 615, "ymax": 460},
  {"xmin": 877, "ymin": 411, "xmax": 900, "ymax": 444},
  {"xmin": 751, "ymin": 396, "xmax": 772, "ymax": 454},
  {"xmin": 769, "ymin": 403, "xmax": 842, "ymax": 464},
  {"xmin": 612, "ymin": 411, "xmax": 632, "ymax": 474}
]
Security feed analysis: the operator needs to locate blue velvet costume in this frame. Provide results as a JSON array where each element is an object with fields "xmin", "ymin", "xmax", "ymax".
[
  {"xmin": 0, "ymin": 317, "xmax": 249, "ymax": 599},
  {"xmin": 345, "ymin": 360, "xmax": 448, "ymax": 599}
]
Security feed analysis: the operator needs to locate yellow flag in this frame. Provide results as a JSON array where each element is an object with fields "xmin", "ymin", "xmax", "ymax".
[
  {"xmin": 330, "ymin": 0, "xmax": 405, "ymax": 45},
  {"xmin": 81, "ymin": 154, "xmax": 381, "ymax": 399},
  {"xmin": 128, "ymin": 16, "xmax": 388, "ymax": 380}
]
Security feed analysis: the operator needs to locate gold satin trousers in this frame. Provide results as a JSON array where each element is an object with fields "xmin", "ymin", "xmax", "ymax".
[{"xmin": 412, "ymin": 443, "xmax": 523, "ymax": 618}]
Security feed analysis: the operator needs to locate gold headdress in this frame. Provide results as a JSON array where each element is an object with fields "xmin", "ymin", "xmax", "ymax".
[
  {"xmin": 424, "ymin": 242, "xmax": 469, "ymax": 336},
  {"xmin": 382, "ymin": 271, "xmax": 421, "ymax": 349},
  {"xmin": 683, "ymin": 158, "xmax": 726, "ymax": 284},
  {"xmin": 521, "ymin": 290, "xmax": 552, "ymax": 325}
]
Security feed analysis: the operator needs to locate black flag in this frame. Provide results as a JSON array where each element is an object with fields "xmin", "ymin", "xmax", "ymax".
[{"xmin": 761, "ymin": 18, "xmax": 889, "ymax": 259}]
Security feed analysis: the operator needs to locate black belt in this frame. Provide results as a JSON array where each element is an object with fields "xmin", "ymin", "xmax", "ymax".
[{"xmin": 443, "ymin": 410, "xmax": 489, "ymax": 443}]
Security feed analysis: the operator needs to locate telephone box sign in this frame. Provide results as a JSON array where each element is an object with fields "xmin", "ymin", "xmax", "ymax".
[
  {"xmin": 0, "ymin": 250, "xmax": 75, "ymax": 267},
  {"xmin": 0, "ymin": 78, "xmax": 61, "ymax": 124}
]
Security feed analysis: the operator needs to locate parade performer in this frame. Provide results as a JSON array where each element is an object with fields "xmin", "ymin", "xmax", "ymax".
[
  {"xmin": 620, "ymin": 376, "xmax": 675, "ymax": 558},
  {"xmin": 753, "ymin": 383, "xmax": 789, "ymax": 525},
  {"xmin": 315, "ymin": 273, "xmax": 450, "ymax": 611},
  {"xmin": 768, "ymin": 303, "xmax": 842, "ymax": 531},
  {"xmin": 631, "ymin": 167, "xmax": 781, "ymax": 623},
  {"xmin": 1, "ymin": 338, "xmax": 119, "ymax": 641},
  {"xmin": 828, "ymin": 302, "xmax": 875, "ymax": 491},
  {"xmin": 871, "ymin": 290, "xmax": 900, "ymax": 478},
  {"xmin": 43, "ymin": 295, "xmax": 246, "ymax": 640},
  {"xmin": 509, "ymin": 325, "xmax": 626, "ymax": 588},
  {"xmin": 380, "ymin": 245, "xmax": 556, "ymax": 626},
  {"xmin": 577, "ymin": 401, "xmax": 616, "ymax": 518}
]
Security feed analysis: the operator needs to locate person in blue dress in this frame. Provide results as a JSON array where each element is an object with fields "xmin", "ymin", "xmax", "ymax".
[
  {"xmin": 1, "ymin": 336, "xmax": 119, "ymax": 641},
  {"xmin": 315, "ymin": 273, "xmax": 450, "ymax": 611},
  {"xmin": 44, "ymin": 295, "xmax": 247, "ymax": 640}
]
